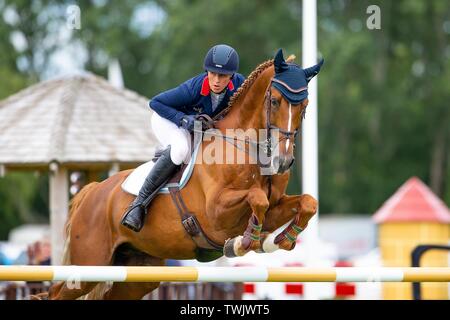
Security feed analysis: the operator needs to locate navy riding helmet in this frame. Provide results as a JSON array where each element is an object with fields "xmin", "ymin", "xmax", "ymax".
[{"xmin": 203, "ymin": 44, "xmax": 239, "ymax": 75}]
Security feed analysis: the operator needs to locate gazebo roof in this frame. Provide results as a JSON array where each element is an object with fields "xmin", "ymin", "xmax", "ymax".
[
  {"xmin": 0, "ymin": 72, "xmax": 159, "ymax": 168},
  {"xmin": 372, "ymin": 177, "xmax": 450, "ymax": 224}
]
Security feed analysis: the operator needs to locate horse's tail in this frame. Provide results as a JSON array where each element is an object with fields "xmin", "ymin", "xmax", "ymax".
[
  {"xmin": 61, "ymin": 181, "xmax": 115, "ymax": 300},
  {"xmin": 61, "ymin": 182, "xmax": 99, "ymax": 265}
]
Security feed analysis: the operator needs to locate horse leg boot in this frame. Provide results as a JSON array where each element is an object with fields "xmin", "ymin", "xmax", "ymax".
[
  {"xmin": 224, "ymin": 188, "xmax": 269, "ymax": 257},
  {"xmin": 121, "ymin": 146, "xmax": 180, "ymax": 232},
  {"xmin": 260, "ymin": 194, "xmax": 317, "ymax": 253},
  {"xmin": 272, "ymin": 194, "xmax": 317, "ymax": 251}
]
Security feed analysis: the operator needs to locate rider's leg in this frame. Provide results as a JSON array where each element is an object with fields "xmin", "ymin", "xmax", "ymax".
[
  {"xmin": 151, "ymin": 112, "xmax": 191, "ymax": 166},
  {"xmin": 121, "ymin": 112, "xmax": 190, "ymax": 232}
]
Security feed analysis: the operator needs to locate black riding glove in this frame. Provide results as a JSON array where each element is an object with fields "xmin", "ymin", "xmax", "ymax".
[{"xmin": 180, "ymin": 115, "xmax": 196, "ymax": 132}]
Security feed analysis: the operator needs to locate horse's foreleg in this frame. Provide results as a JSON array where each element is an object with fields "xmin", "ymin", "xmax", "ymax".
[
  {"xmin": 261, "ymin": 194, "xmax": 317, "ymax": 253},
  {"xmin": 224, "ymin": 188, "xmax": 269, "ymax": 257}
]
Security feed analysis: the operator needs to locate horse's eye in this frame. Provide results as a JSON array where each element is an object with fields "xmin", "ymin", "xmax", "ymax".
[
  {"xmin": 301, "ymin": 107, "xmax": 307, "ymax": 119},
  {"xmin": 271, "ymin": 98, "xmax": 279, "ymax": 107}
]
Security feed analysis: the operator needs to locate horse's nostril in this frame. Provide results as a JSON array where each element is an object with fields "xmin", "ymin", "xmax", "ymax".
[
  {"xmin": 271, "ymin": 156, "xmax": 280, "ymax": 172},
  {"xmin": 275, "ymin": 156, "xmax": 295, "ymax": 174},
  {"xmin": 287, "ymin": 157, "xmax": 295, "ymax": 169}
]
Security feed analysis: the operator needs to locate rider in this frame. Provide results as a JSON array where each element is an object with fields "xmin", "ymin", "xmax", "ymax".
[{"xmin": 121, "ymin": 44, "xmax": 246, "ymax": 232}]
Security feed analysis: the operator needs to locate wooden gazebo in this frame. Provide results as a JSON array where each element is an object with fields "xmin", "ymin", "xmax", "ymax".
[{"xmin": 0, "ymin": 72, "xmax": 159, "ymax": 264}]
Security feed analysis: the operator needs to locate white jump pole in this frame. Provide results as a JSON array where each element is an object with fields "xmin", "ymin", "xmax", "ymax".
[
  {"xmin": 301, "ymin": 0, "xmax": 319, "ymax": 247},
  {"xmin": 0, "ymin": 266, "xmax": 449, "ymax": 283},
  {"xmin": 302, "ymin": 0, "xmax": 321, "ymax": 300}
]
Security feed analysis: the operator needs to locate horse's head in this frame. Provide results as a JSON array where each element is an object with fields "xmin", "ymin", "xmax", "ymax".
[{"xmin": 267, "ymin": 48, "xmax": 324, "ymax": 174}]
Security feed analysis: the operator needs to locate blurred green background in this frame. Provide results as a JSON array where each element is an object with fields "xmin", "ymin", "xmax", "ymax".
[{"xmin": 0, "ymin": 0, "xmax": 449, "ymax": 239}]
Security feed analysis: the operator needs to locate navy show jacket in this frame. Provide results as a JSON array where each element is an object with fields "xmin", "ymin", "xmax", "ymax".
[{"xmin": 149, "ymin": 72, "xmax": 246, "ymax": 126}]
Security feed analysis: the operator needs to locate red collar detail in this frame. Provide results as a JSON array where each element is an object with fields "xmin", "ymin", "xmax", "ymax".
[
  {"xmin": 200, "ymin": 76, "xmax": 235, "ymax": 96},
  {"xmin": 200, "ymin": 76, "xmax": 210, "ymax": 96}
]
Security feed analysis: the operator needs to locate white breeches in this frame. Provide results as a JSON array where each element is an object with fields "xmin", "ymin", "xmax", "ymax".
[{"xmin": 151, "ymin": 112, "xmax": 191, "ymax": 165}]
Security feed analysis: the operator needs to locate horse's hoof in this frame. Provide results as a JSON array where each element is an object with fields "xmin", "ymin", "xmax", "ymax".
[
  {"xmin": 261, "ymin": 232, "xmax": 280, "ymax": 253},
  {"xmin": 224, "ymin": 238, "xmax": 238, "ymax": 257},
  {"xmin": 224, "ymin": 236, "xmax": 248, "ymax": 257}
]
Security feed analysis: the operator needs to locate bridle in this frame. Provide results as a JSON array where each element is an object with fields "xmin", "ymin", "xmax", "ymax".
[
  {"xmin": 201, "ymin": 77, "xmax": 307, "ymax": 161},
  {"xmin": 264, "ymin": 78, "xmax": 307, "ymax": 159},
  {"xmin": 194, "ymin": 78, "xmax": 307, "ymax": 200}
]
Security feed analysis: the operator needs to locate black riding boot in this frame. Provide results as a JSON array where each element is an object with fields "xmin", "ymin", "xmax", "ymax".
[{"xmin": 121, "ymin": 146, "xmax": 180, "ymax": 232}]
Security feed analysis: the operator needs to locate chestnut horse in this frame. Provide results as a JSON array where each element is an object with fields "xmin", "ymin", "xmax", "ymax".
[{"xmin": 45, "ymin": 51, "xmax": 320, "ymax": 299}]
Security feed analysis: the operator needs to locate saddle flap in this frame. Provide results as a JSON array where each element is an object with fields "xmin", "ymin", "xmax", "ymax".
[{"xmin": 121, "ymin": 139, "xmax": 202, "ymax": 196}]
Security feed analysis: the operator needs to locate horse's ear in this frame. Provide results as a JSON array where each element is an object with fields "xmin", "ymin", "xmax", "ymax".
[
  {"xmin": 274, "ymin": 48, "xmax": 289, "ymax": 74},
  {"xmin": 304, "ymin": 58, "xmax": 324, "ymax": 82},
  {"xmin": 286, "ymin": 54, "xmax": 296, "ymax": 63}
]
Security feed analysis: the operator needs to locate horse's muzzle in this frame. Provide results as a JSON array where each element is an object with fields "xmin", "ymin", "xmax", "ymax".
[{"xmin": 272, "ymin": 155, "xmax": 295, "ymax": 174}]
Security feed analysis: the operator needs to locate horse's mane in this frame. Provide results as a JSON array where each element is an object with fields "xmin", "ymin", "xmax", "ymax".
[
  {"xmin": 228, "ymin": 59, "xmax": 274, "ymax": 108},
  {"xmin": 214, "ymin": 54, "xmax": 295, "ymax": 121},
  {"xmin": 228, "ymin": 54, "xmax": 296, "ymax": 107}
]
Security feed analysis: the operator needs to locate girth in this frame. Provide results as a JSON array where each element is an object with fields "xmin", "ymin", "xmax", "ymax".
[
  {"xmin": 163, "ymin": 133, "xmax": 224, "ymax": 253},
  {"xmin": 168, "ymin": 185, "xmax": 223, "ymax": 252}
]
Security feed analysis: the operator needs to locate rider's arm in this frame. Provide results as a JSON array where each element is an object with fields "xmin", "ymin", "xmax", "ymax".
[{"xmin": 149, "ymin": 80, "xmax": 195, "ymax": 126}]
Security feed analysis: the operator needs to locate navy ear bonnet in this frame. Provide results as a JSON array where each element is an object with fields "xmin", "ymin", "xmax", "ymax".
[{"xmin": 271, "ymin": 48, "xmax": 324, "ymax": 104}]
